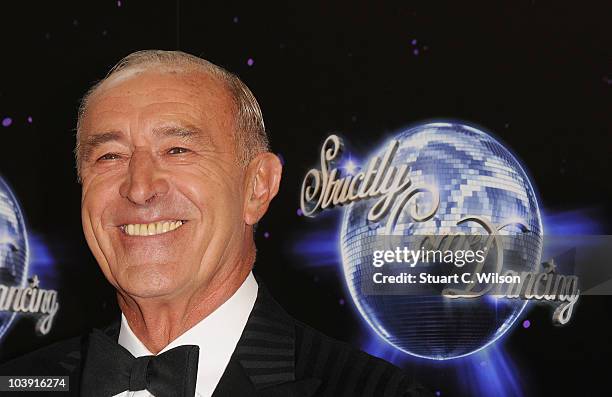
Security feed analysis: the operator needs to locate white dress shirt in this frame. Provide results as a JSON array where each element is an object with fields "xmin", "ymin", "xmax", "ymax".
[{"xmin": 113, "ymin": 272, "xmax": 258, "ymax": 397}]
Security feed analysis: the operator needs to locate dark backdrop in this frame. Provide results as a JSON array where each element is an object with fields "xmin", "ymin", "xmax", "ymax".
[{"xmin": 0, "ymin": 1, "xmax": 610, "ymax": 395}]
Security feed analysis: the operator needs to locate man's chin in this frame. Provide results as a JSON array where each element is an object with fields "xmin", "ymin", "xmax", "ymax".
[{"xmin": 116, "ymin": 264, "xmax": 188, "ymax": 300}]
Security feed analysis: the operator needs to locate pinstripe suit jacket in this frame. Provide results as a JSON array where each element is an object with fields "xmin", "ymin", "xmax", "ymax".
[{"xmin": 0, "ymin": 283, "xmax": 430, "ymax": 396}]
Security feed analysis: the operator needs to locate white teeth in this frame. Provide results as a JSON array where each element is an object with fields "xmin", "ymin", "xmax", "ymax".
[{"xmin": 122, "ymin": 221, "xmax": 184, "ymax": 236}]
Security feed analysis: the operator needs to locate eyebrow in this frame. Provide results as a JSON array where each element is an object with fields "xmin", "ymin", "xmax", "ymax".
[
  {"xmin": 151, "ymin": 124, "xmax": 215, "ymax": 149},
  {"xmin": 79, "ymin": 131, "xmax": 124, "ymax": 162},
  {"xmin": 79, "ymin": 125, "xmax": 213, "ymax": 162}
]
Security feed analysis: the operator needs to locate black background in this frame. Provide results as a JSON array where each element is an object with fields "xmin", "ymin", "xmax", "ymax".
[{"xmin": 0, "ymin": 1, "xmax": 610, "ymax": 395}]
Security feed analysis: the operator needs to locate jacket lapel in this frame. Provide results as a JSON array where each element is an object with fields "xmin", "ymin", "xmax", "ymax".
[
  {"xmin": 76, "ymin": 321, "xmax": 121, "ymax": 395},
  {"xmin": 212, "ymin": 355, "xmax": 259, "ymax": 396},
  {"xmin": 257, "ymin": 378, "xmax": 323, "ymax": 397},
  {"xmin": 213, "ymin": 282, "xmax": 321, "ymax": 397}
]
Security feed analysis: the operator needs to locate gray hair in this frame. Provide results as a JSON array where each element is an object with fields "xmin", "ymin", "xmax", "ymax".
[{"xmin": 75, "ymin": 50, "xmax": 269, "ymax": 178}]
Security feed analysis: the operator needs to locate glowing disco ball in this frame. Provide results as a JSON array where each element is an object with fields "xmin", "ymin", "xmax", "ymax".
[
  {"xmin": 340, "ymin": 122, "xmax": 542, "ymax": 359},
  {"xmin": 0, "ymin": 176, "xmax": 29, "ymax": 340}
]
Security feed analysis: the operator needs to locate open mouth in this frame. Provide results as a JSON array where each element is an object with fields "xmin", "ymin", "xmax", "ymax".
[{"xmin": 119, "ymin": 220, "xmax": 187, "ymax": 236}]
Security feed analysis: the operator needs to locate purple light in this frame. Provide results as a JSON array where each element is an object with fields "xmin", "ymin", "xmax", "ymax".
[
  {"xmin": 435, "ymin": 392, "xmax": 441, "ymax": 396},
  {"xmin": 2, "ymin": 117, "xmax": 12, "ymax": 127},
  {"xmin": 413, "ymin": 49, "xmax": 419, "ymax": 56},
  {"xmin": 522, "ymin": 320, "xmax": 531, "ymax": 329},
  {"xmin": 27, "ymin": 116, "xmax": 33, "ymax": 123},
  {"xmin": 247, "ymin": 58, "xmax": 254, "ymax": 67},
  {"xmin": 297, "ymin": 208, "xmax": 303, "ymax": 216},
  {"xmin": 117, "ymin": 0, "xmax": 122, "ymax": 7},
  {"xmin": 411, "ymin": 39, "xmax": 417, "ymax": 45},
  {"xmin": 263, "ymin": 231, "xmax": 270, "ymax": 239},
  {"xmin": 339, "ymin": 298, "xmax": 345, "ymax": 305}
]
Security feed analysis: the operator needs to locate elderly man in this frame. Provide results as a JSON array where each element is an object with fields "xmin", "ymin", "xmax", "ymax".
[{"xmin": 1, "ymin": 50, "xmax": 429, "ymax": 397}]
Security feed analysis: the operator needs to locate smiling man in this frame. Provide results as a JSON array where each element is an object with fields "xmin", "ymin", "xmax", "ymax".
[{"xmin": 0, "ymin": 50, "xmax": 429, "ymax": 397}]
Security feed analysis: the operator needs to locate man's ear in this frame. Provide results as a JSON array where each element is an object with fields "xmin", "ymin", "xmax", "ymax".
[{"xmin": 244, "ymin": 152, "xmax": 283, "ymax": 225}]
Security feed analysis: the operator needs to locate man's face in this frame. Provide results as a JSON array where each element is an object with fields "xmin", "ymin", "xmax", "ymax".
[{"xmin": 78, "ymin": 68, "xmax": 249, "ymax": 299}]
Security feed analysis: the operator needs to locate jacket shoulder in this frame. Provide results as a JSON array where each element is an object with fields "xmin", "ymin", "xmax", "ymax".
[
  {"xmin": 294, "ymin": 320, "xmax": 431, "ymax": 397},
  {"xmin": 0, "ymin": 336, "xmax": 83, "ymax": 376}
]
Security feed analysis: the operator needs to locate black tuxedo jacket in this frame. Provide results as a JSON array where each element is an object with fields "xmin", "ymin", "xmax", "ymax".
[{"xmin": 0, "ymin": 284, "xmax": 431, "ymax": 396}]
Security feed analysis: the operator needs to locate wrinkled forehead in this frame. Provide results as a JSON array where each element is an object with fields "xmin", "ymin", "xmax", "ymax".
[{"xmin": 80, "ymin": 66, "xmax": 236, "ymax": 135}]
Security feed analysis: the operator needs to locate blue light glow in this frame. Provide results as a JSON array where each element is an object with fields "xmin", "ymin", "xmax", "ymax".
[
  {"xmin": 542, "ymin": 208, "xmax": 605, "ymax": 235},
  {"xmin": 27, "ymin": 233, "xmax": 58, "ymax": 289}
]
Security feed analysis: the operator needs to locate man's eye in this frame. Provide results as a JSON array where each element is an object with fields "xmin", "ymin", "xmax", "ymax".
[
  {"xmin": 168, "ymin": 147, "xmax": 190, "ymax": 155},
  {"xmin": 97, "ymin": 153, "xmax": 120, "ymax": 161}
]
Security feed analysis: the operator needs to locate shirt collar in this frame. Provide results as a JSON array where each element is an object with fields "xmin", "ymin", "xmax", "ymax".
[{"xmin": 118, "ymin": 272, "xmax": 259, "ymax": 397}]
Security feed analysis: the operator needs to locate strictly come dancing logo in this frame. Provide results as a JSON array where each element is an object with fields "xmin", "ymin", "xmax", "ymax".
[
  {"xmin": 300, "ymin": 122, "xmax": 580, "ymax": 360},
  {"xmin": 0, "ymin": 175, "xmax": 59, "ymax": 340}
]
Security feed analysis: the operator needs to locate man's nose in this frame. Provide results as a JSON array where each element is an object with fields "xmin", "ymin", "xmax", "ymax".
[{"xmin": 119, "ymin": 150, "xmax": 169, "ymax": 205}]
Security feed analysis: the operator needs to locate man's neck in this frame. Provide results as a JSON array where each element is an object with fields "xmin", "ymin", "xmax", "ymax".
[{"xmin": 117, "ymin": 263, "xmax": 253, "ymax": 354}]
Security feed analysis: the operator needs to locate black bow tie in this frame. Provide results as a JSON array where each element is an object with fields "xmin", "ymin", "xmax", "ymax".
[{"xmin": 81, "ymin": 328, "xmax": 199, "ymax": 397}]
